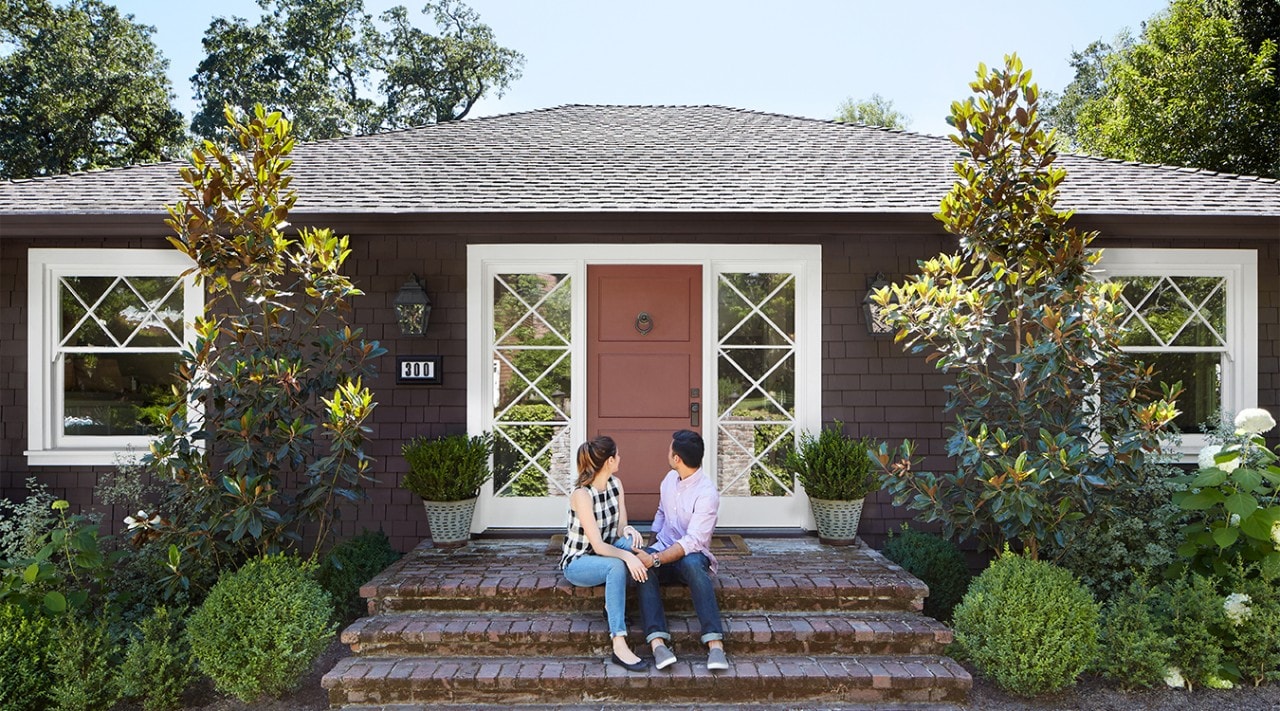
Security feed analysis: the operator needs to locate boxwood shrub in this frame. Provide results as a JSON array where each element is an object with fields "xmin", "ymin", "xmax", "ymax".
[
  {"xmin": 952, "ymin": 549, "xmax": 1099, "ymax": 696},
  {"xmin": 880, "ymin": 525, "xmax": 970, "ymax": 621},
  {"xmin": 186, "ymin": 555, "xmax": 335, "ymax": 701}
]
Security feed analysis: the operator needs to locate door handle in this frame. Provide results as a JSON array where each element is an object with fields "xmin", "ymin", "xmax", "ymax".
[{"xmin": 690, "ymin": 402, "xmax": 700, "ymax": 427}]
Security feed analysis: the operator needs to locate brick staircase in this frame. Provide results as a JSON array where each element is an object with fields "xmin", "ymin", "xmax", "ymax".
[{"xmin": 321, "ymin": 537, "xmax": 971, "ymax": 708}]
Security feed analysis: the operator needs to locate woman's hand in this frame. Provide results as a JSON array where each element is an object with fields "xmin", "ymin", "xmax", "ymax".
[
  {"xmin": 623, "ymin": 551, "xmax": 648, "ymax": 582},
  {"xmin": 623, "ymin": 525, "xmax": 644, "ymax": 548}
]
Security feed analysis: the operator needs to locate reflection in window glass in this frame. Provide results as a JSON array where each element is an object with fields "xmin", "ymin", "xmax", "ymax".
[
  {"xmin": 1115, "ymin": 275, "xmax": 1228, "ymax": 433},
  {"xmin": 717, "ymin": 273, "xmax": 796, "ymax": 497},
  {"xmin": 491, "ymin": 273, "xmax": 574, "ymax": 497},
  {"xmin": 57, "ymin": 275, "xmax": 186, "ymax": 438}
]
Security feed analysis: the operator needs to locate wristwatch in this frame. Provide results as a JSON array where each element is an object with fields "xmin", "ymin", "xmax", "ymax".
[{"xmin": 651, "ymin": 553, "xmax": 661, "ymax": 568}]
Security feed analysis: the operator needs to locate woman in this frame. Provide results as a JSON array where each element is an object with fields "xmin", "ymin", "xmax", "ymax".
[{"xmin": 559, "ymin": 435, "xmax": 649, "ymax": 671}]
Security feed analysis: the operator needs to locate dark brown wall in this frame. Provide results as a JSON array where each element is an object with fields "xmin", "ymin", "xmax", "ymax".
[{"xmin": 2, "ymin": 216, "xmax": 1276, "ymax": 554}]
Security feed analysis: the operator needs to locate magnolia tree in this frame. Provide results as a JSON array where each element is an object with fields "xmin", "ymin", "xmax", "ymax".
[
  {"xmin": 872, "ymin": 55, "xmax": 1180, "ymax": 558},
  {"xmin": 139, "ymin": 106, "xmax": 384, "ymax": 594}
]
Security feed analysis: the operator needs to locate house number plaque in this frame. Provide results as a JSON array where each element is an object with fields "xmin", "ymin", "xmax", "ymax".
[{"xmin": 396, "ymin": 356, "xmax": 442, "ymax": 385}]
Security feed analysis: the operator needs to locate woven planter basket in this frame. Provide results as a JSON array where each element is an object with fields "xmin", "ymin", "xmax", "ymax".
[
  {"xmin": 423, "ymin": 497, "xmax": 478, "ymax": 548},
  {"xmin": 808, "ymin": 497, "xmax": 865, "ymax": 546}
]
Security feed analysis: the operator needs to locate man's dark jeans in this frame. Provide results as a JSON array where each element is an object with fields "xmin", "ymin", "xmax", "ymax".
[{"xmin": 635, "ymin": 549, "xmax": 724, "ymax": 644}]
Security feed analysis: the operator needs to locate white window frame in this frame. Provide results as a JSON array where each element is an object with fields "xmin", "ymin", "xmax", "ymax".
[
  {"xmin": 467, "ymin": 244, "xmax": 822, "ymax": 531},
  {"xmin": 26, "ymin": 249, "xmax": 200, "ymax": 466},
  {"xmin": 1096, "ymin": 248, "xmax": 1258, "ymax": 459}
]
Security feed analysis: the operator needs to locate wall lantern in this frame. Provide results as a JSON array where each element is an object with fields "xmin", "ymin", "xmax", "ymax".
[
  {"xmin": 862, "ymin": 273, "xmax": 895, "ymax": 336},
  {"xmin": 394, "ymin": 275, "xmax": 432, "ymax": 336}
]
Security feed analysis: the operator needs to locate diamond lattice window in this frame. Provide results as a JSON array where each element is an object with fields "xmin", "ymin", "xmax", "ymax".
[
  {"xmin": 715, "ymin": 272, "xmax": 796, "ymax": 497},
  {"xmin": 491, "ymin": 273, "xmax": 574, "ymax": 497}
]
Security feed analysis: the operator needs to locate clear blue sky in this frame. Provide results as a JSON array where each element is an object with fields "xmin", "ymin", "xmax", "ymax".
[{"xmin": 113, "ymin": 0, "xmax": 1169, "ymax": 137}]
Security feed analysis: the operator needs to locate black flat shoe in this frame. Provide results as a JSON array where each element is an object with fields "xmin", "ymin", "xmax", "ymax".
[{"xmin": 609, "ymin": 652, "xmax": 649, "ymax": 672}]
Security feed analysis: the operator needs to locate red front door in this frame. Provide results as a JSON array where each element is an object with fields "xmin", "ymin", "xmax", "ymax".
[{"xmin": 587, "ymin": 265, "xmax": 702, "ymax": 520}]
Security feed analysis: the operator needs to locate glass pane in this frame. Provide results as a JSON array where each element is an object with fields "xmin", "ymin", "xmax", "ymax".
[
  {"xmin": 718, "ymin": 349, "xmax": 793, "ymax": 420},
  {"xmin": 60, "ymin": 278, "xmax": 114, "ymax": 346},
  {"xmin": 718, "ymin": 273, "xmax": 794, "ymax": 345},
  {"xmin": 494, "ymin": 349, "xmax": 570, "ymax": 413},
  {"xmin": 1142, "ymin": 352, "xmax": 1223, "ymax": 433},
  {"xmin": 494, "ymin": 273, "xmax": 571, "ymax": 347},
  {"xmin": 716, "ymin": 420, "xmax": 794, "ymax": 497},
  {"xmin": 62, "ymin": 353, "xmax": 181, "ymax": 436},
  {"xmin": 493, "ymin": 422, "xmax": 572, "ymax": 497},
  {"xmin": 1168, "ymin": 276, "xmax": 1226, "ymax": 348}
]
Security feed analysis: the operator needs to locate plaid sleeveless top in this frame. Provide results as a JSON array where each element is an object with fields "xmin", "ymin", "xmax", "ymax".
[{"xmin": 559, "ymin": 476, "xmax": 622, "ymax": 569}]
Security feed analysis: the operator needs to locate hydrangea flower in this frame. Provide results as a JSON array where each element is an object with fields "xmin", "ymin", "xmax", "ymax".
[
  {"xmin": 1163, "ymin": 667, "xmax": 1186, "ymax": 688},
  {"xmin": 1229, "ymin": 513, "xmax": 1240, "ymax": 527},
  {"xmin": 1234, "ymin": 408, "xmax": 1276, "ymax": 435},
  {"xmin": 1198, "ymin": 444, "xmax": 1242, "ymax": 473},
  {"xmin": 1224, "ymin": 592, "xmax": 1253, "ymax": 626},
  {"xmin": 1272, "ymin": 521, "xmax": 1280, "ymax": 552}
]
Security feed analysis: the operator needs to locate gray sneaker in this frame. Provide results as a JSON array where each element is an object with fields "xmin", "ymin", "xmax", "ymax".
[
  {"xmin": 653, "ymin": 643, "xmax": 677, "ymax": 670},
  {"xmin": 706, "ymin": 646, "xmax": 729, "ymax": 671}
]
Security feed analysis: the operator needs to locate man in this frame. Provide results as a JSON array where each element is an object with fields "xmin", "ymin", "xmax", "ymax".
[{"xmin": 634, "ymin": 429, "xmax": 729, "ymax": 671}]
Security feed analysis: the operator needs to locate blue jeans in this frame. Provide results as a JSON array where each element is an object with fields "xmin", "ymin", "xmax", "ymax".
[
  {"xmin": 635, "ymin": 549, "xmax": 724, "ymax": 644},
  {"xmin": 563, "ymin": 536, "xmax": 634, "ymax": 638}
]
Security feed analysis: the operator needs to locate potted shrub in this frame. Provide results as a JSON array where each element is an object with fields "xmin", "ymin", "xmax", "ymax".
[
  {"xmin": 401, "ymin": 432, "xmax": 494, "ymax": 548},
  {"xmin": 786, "ymin": 422, "xmax": 877, "ymax": 545}
]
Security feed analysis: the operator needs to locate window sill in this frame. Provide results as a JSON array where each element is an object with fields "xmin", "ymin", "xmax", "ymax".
[{"xmin": 24, "ymin": 448, "xmax": 146, "ymax": 467}]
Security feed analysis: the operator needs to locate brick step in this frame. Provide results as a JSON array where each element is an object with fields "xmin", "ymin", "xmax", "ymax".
[
  {"xmin": 339, "ymin": 702, "xmax": 965, "ymax": 711},
  {"xmin": 321, "ymin": 653, "xmax": 972, "ymax": 707},
  {"xmin": 341, "ymin": 610, "xmax": 953, "ymax": 657},
  {"xmin": 362, "ymin": 542, "xmax": 925, "ymax": 615}
]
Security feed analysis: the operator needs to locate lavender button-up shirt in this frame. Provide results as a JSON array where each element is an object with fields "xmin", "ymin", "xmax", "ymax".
[{"xmin": 651, "ymin": 468, "xmax": 720, "ymax": 574}]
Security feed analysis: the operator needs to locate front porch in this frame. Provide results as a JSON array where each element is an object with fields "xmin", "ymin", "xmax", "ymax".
[{"xmin": 322, "ymin": 535, "xmax": 971, "ymax": 708}]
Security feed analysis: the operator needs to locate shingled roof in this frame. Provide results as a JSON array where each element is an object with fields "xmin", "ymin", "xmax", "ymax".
[{"xmin": 2, "ymin": 105, "xmax": 1278, "ymax": 217}]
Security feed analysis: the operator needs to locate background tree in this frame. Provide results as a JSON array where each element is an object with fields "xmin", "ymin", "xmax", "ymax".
[
  {"xmin": 0, "ymin": 0, "xmax": 186, "ymax": 179},
  {"xmin": 1042, "ymin": 37, "xmax": 1132, "ymax": 147},
  {"xmin": 1057, "ymin": 0, "xmax": 1279, "ymax": 177},
  {"xmin": 191, "ymin": 0, "xmax": 524, "ymax": 141},
  {"xmin": 873, "ymin": 55, "xmax": 1180, "ymax": 558},
  {"xmin": 834, "ymin": 93, "xmax": 910, "ymax": 129}
]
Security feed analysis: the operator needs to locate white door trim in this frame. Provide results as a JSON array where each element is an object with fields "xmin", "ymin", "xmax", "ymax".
[{"xmin": 467, "ymin": 243, "xmax": 822, "ymax": 531}]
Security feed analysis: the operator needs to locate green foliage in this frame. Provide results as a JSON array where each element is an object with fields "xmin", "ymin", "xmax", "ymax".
[
  {"xmin": 952, "ymin": 549, "xmax": 1100, "ymax": 696},
  {"xmin": 48, "ymin": 615, "xmax": 119, "ymax": 711},
  {"xmin": 186, "ymin": 555, "xmax": 335, "ymax": 701},
  {"xmin": 1159, "ymin": 573, "xmax": 1226, "ymax": 689},
  {"xmin": 1095, "ymin": 577, "xmax": 1174, "ymax": 689},
  {"xmin": 834, "ymin": 93, "xmax": 910, "ymax": 129},
  {"xmin": 191, "ymin": 0, "xmax": 524, "ymax": 141},
  {"xmin": 1047, "ymin": 457, "xmax": 1185, "ymax": 601},
  {"xmin": 120, "ymin": 605, "xmax": 196, "ymax": 711},
  {"xmin": 403, "ymin": 432, "xmax": 495, "ymax": 502},
  {"xmin": 1171, "ymin": 411, "xmax": 1280, "ymax": 579},
  {"xmin": 1042, "ymin": 37, "xmax": 1131, "ymax": 148},
  {"xmin": 785, "ymin": 422, "xmax": 877, "ymax": 501},
  {"xmin": 880, "ymin": 525, "xmax": 970, "ymax": 621},
  {"xmin": 872, "ymin": 55, "xmax": 1179, "ymax": 557},
  {"xmin": 0, "ymin": 477, "xmax": 60, "ymax": 563},
  {"xmin": 142, "ymin": 106, "xmax": 384, "ymax": 597},
  {"xmin": 1074, "ymin": 0, "xmax": 1280, "ymax": 178},
  {"xmin": 0, "ymin": 499, "xmax": 126, "ymax": 618},
  {"xmin": 0, "ymin": 0, "xmax": 186, "ymax": 178},
  {"xmin": 317, "ymin": 530, "xmax": 402, "ymax": 621},
  {"xmin": 1219, "ymin": 563, "xmax": 1280, "ymax": 686},
  {"xmin": 0, "ymin": 602, "xmax": 52, "ymax": 711}
]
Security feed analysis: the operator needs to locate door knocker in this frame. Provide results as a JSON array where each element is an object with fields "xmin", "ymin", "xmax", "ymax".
[{"xmin": 634, "ymin": 312, "xmax": 653, "ymax": 335}]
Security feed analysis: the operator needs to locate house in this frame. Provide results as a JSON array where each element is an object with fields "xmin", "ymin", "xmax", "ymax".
[{"xmin": 2, "ymin": 105, "xmax": 1277, "ymax": 553}]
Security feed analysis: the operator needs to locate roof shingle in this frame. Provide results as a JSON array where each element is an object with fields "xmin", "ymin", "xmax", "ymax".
[{"xmin": 2, "ymin": 105, "xmax": 1278, "ymax": 217}]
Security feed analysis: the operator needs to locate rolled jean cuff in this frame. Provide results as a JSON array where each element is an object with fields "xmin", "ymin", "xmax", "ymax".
[
  {"xmin": 645, "ymin": 631, "xmax": 672, "ymax": 643},
  {"xmin": 700, "ymin": 632, "xmax": 724, "ymax": 644}
]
